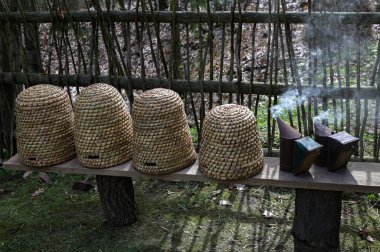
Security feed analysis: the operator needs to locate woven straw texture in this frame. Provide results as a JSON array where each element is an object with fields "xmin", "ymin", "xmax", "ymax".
[
  {"xmin": 15, "ymin": 84, "xmax": 76, "ymax": 167},
  {"xmin": 199, "ymin": 104, "xmax": 264, "ymax": 181},
  {"xmin": 132, "ymin": 88, "xmax": 196, "ymax": 174},
  {"xmin": 74, "ymin": 83, "xmax": 133, "ymax": 168}
]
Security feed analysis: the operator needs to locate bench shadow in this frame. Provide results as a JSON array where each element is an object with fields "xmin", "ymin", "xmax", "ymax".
[
  {"xmin": 138, "ymin": 181, "xmax": 295, "ymax": 251},
  {"xmin": 12, "ymin": 178, "xmax": 296, "ymax": 251},
  {"xmin": 340, "ymin": 194, "xmax": 380, "ymax": 251}
]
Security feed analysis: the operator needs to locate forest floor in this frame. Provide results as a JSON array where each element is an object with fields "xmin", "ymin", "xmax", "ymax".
[{"xmin": 0, "ymin": 169, "xmax": 379, "ymax": 251}]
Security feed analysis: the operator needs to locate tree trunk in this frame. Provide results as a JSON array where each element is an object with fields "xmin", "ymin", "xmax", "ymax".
[
  {"xmin": 292, "ymin": 189, "xmax": 342, "ymax": 252},
  {"xmin": 96, "ymin": 175, "xmax": 138, "ymax": 227}
]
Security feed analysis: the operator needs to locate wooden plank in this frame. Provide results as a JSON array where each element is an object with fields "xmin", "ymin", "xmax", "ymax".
[
  {"xmin": 2, "ymin": 72, "xmax": 379, "ymax": 99},
  {"xmin": 4, "ymin": 154, "xmax": 380, "ymax": 193},
  {"xmin": 1, "ymin": 11, "xmax": 380, "ymax": 25}
]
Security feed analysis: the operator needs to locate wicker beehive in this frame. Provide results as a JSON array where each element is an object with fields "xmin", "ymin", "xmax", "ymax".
[
  {"xmin": 132, "ymin": 88, "xmax": 196, "ymax": 174},
  {"xmin": 15, "ymin": 84, "xmax": 76, "ymax": 167},
  {"xmin": 199, "ymin": 104, "xmax": 264, "ymax": 181},
  {"xmin": 74, "ymin": 83, "xmax": 133, "ymax": 168}
]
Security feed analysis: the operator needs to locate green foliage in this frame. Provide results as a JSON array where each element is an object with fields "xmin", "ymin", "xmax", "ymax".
[
  {"xmin": 189, "ymin": 127, "xmax": 198, "ymax": 143},
  {"xmin": 365, "ymin": 193, "xmax": 380, "ymax": 202}
]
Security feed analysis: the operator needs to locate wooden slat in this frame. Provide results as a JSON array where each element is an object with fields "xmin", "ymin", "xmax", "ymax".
[
  {"xmin": 4, "ymin": 154, "xmax": 380, "ymax": 193},
  {"xmin": 1, "ymin": 11, "xmax": 380, "ymax": 24},
  {"xmin": 2, "ymin": 72, "xmax": 379, "ymax": 99}
]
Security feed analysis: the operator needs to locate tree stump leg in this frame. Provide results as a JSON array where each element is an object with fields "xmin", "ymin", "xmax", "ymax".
[
  {"xmin": 96, "ymin": 175, "xmax": 138, "ymax": 227},
  {"xmin": 292, "ymin": 189, "xmax": 342, "ymax": 252}
]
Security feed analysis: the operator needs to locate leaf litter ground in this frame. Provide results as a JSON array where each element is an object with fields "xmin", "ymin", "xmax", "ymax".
[{"xmin": 0, "ymin": 169, "xmax": 379, "ymax": 251}]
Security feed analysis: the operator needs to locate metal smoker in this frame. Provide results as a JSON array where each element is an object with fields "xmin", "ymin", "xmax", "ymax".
[
  {"xmin": 327, "ymin": 131, "xmax": 359, "ymax": 171},
  {"xmin": 293, "ymin": 136, "xmax": 322, "ymax": 175},
  {"xmin": 314, "ymin": 123, "xmax": 359, "ymax": 171},
  {"xmin": 277, "ymin": 118, "xmax": 301, "ymax": 172},
  {"xmin": 277, "ymin": 118, "xmax": 322, "ymax": 174},
  {"xmin": 314, "ymin": 123, "xmax": 333, "ymax": 166}
]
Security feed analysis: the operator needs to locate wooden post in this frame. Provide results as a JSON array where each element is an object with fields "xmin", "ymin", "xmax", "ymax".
[
  {"xmin": 0, "ymin": 1, "xmax": 18, "ymax": 158},
  {"xmin": 292, "ymin": 189, "xmax": 342, "ymax": 252},
  {"xmin": 96, "ymin": 176, "xmax": 138, "ymax": 227},
  {"xmin": 21, "ymin": 0, "xmax": 42, "ymax": 73}
]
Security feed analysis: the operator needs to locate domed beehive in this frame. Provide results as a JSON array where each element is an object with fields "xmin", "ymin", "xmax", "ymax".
[
  {"xmin": 15, "ymin": 84, "xmax": 76, "ymax": 166},
  {"xmin": 199, "ymin": 104, "xmax": 264, "ymax": 181},
  {"xmin": 74, "ymin": 83, "xmax": 133, "ymax": 168},
  {"xmin": 132, "ymin": 88, "xmax": 196, "ymax": 174}
]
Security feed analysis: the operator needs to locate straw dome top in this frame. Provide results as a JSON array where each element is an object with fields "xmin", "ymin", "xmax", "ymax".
[
  {"xmin": 132, "ymin": 88, "xmax": 185, "ymax": 127},
  {"xmin": 134, "ymin": 88, "xmax": 181, "ymax": 108},
  {"xmin": 132, "ymin": 88, "xmax": 196, "ymax": 174},
  {"xmin": 74, "ymin": 83, "xmax": 133, "ymax": 168},
  {"xmin": 15, "ymin": 84, "xmax": 76, "ymax": 167},
  {"xmin": 17, "ymin": 84, "xmax": 69, "ymax": 106},
  {"xmin": 199, "ymin": 104, "xmax": 264, "ymax": 181}
]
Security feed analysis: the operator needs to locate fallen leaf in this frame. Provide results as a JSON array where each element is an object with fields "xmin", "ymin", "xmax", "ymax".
[
  {"xmin": 358, "ymin": 227, "xmax": 376, "ymax": 243},
  {"xmin": 31, "ymin": 188, "xmax": 45, "ymax": 197},
  {"xmin": 39, "ymin": 172, "xmax": 53, "ymax": 185},
  {"xmin": 219, "ymin": 200, "xmax": 232, "ymax": 206},
  {"xmin": 262, "ymin": 210, "xmax": 274, "ymax": 218},
  {"xmin": 235, "ymin": 184, "xmax": 246, "ymax": 191},
  {"xmin": 211, "ymin": 190, "xmax": 222, "ymax": 196},
  {"xmin": 367, "ymin": 235, "xmax": 375, "ymax": 243},
  {"xmin": 22, "ymin": 171, "xmax": 33, "ymax": 180}
]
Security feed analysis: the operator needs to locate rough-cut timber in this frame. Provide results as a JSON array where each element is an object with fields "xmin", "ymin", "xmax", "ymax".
[
  {"xmin": 0, "ymin": 11, "xmax": 380, "ymax": 24},
  {"xmin": 96, "ymin": 175, "xmax": 138, "ymax": 227},
  {"xmin": 5, "ymin": 154, "xmax": 380, "ymax": 193},
  {"xmin": 292, "ymin": 189, "xmax": 342, "ymax": 252},
  {"xmin": 1, "ymin": 72, "xmax": 378, "ymax": 99}
]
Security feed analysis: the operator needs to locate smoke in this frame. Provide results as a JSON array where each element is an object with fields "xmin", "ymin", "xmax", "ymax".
[
  {"xmin": 270, "ymin": 89, "xmax": 304, "ymax": 119},
  {"xmin": 304, "ymin": 1, "xmax": 374, "ymax": 73},
  {"xmin": 305, "ymin": 2, "xmax": 373, "ymax": 52},
  {"xmin": 313, "ymin": 110, "xmax": 330, "ymax": 125},
  {"xmin": 270, "ymin": 88, "xmax": 322, "ymax": 119}
]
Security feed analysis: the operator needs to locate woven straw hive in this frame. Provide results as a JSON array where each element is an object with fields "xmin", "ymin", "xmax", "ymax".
[
  {"xmin": 132, "ymin": 88, "xmax": 196, "ymax": 174},
  {"xmin": 199, "ymin": 104, "xmax": 264, "ymax": 181},
  {"xmin": 15, "ymin": 84, "xmax": 76, "ymax": 167},
  {"xmin": 74, "ymin": 83, "xmax": 133, "ymax": 168}
]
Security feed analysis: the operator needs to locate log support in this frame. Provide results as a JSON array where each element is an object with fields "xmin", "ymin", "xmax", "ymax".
[
  {"xmin": 96, "ymin": 175, "xmax": 138, "ymax": 227},
  {"xmin": 292, "ymin": 189, "xmax": 342, "ymax": 252}
]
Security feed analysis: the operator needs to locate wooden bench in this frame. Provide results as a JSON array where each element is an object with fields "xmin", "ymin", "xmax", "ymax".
[{"xmin": 4, "ymin": 154, "xmax": 380, "ymax": 251}]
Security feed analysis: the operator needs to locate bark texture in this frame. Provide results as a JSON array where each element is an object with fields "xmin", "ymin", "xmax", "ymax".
[
  {"xmin": 96, "ymin": 175, "xmax": 138, "ymax": 227},
  {"xmin": 292, "ymin": 189, "xmax": 342, "ymax": 252}
]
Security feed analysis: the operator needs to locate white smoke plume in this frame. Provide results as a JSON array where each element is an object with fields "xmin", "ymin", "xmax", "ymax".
[
  {"xmin": 270, "ymin": 88, "xmax": 319, "ymax": 119},
  {"xmin": 313, "ymin": 110, "xmax": 330, "ymax": 125}
]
